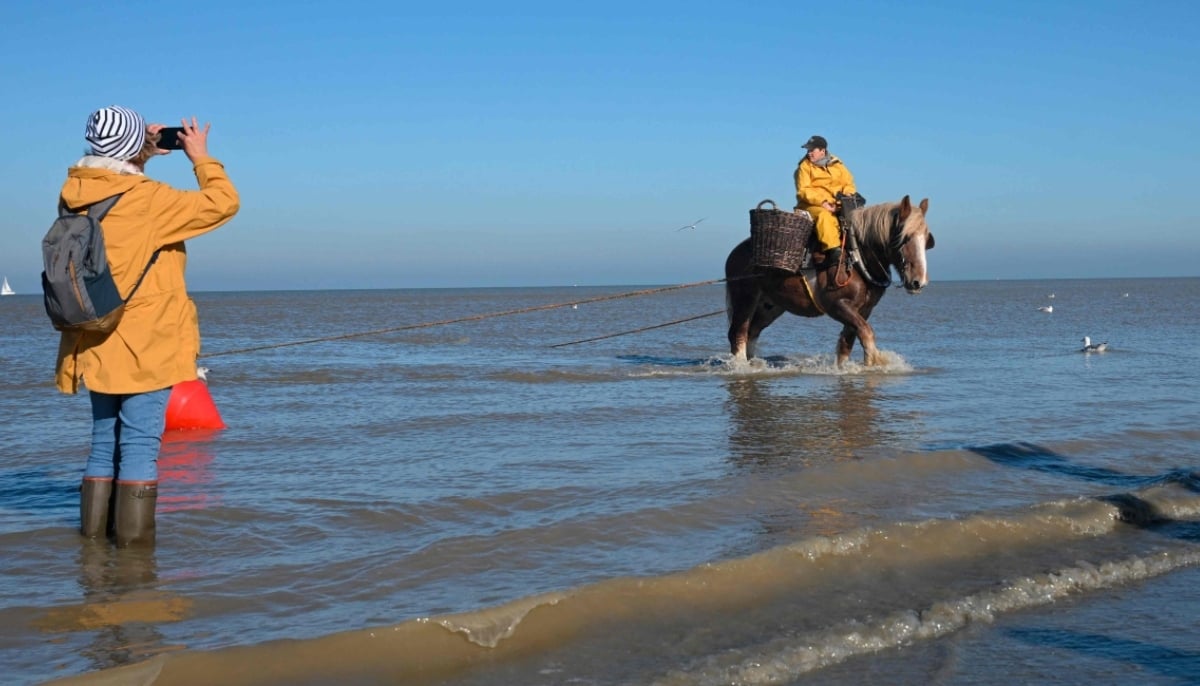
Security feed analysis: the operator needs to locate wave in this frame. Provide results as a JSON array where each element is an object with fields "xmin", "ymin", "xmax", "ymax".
[
  {"xmin": 654, "ymin": 549, "xmax": 1200, "ymax": 686},
  {"xmin": 48, "ymin": 480, "xmax": 1200, "ymax": 686}
]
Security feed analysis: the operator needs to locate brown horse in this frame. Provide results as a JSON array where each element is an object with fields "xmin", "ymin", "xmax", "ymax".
[{"xmin": 725, "ymin": 195, "xmax": 934, "ymax": 366}]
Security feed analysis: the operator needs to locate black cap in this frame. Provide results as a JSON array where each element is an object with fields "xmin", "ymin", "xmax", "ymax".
[{"xmin": 802, "ymin": 135, "xmax": 828, "ymax": 151}]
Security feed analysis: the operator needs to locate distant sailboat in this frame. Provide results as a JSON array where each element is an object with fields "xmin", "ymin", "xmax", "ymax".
[{"xmin": 0, "ymin": 277, "xmax": 13, "ymax": 296}]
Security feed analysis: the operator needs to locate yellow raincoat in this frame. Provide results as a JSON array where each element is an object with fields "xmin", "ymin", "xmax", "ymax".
[
  {"xmin": 794, "ymin": 155, "xmax": 856, "ymax": 251},
  {"xmin": 55, "ymin": 157, "xmax": 239, "ymax": 394}
]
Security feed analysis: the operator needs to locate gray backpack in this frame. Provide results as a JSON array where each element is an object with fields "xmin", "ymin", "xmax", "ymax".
[{"xmin": 40, "ymin": 194, "xmax": 159, "ymax": 333}]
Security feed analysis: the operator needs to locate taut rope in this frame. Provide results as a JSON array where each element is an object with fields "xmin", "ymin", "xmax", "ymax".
[
  {"xmin": 199, "ymin": 277, "xmax": 733, "ymax": 359},
  {"xmin": 549, "ymin": 309, "xmax": 725, "ymax": 348}
]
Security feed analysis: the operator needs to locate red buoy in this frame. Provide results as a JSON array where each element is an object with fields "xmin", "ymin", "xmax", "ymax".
[{"xmin": 165, "ymin": 379, "xmax": 226, "ymax": 431}]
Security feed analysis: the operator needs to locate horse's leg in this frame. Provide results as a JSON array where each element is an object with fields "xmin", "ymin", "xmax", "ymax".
[
  {"xmin": 724, "ymin": 240, "xmax": 764, "ymax": 361},
  {"xmin": 746, "ymin": 301, "xmax": 785, "ymax": 359},
  {"xmin": 726, "ymin": 286, "xmax": 787, "ymax": 361},
  {"xmin": 728, "ymin": 315, "xmax": 752, "ymax": 361},
  {"xmin": 827, "ymin": 303, "xmax": 879, "ymax": 366},
  {"xmin": 836, "ymin": 324, "xmax": 857, "ymax": 366},
  {"xmin": 726, "ymin": 287, "xmax": 760, "ymax": 361},
  {"xmin": 855, "ymin": 300, "xmax": 883, "ymax": 366},
  {"xmin": 857, "ymin": 321, "xmax": 881, "ymax": 366}
]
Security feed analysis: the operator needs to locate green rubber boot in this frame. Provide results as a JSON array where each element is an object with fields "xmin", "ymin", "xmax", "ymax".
[
  {"xmin": 113, "ymin": 481, "xmax": 158, "ymax": 548},
  {"xmin": 79, "ymin": 477, "xmax": 113, "ymax": 539}
]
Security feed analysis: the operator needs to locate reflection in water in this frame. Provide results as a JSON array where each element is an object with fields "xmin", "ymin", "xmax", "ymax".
[
  {"xmin": 720, "ymin": 374, "xmax": 926, "ymax": 542},
  {"xmin": 158, "ymin": 429, "xmax": 220, "ymax": 513},
  {"xmin": 723, "ymin": 376, "xmax": 915, "ymax": 539},
  {"xmin": 724, "ymin": 376, "xmax": 890, "ymax": 470},
  {"xmin": 34, "ymin": 543, "xmax": 190, "ymax": 672}
]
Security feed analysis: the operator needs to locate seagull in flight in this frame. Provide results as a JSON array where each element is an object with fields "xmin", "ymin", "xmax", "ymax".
[
  {"xmin": 1080, "ymin": 336, "xmax": 1108, "ymax": 353},
  {"xmin": 675, "ymin": 217, "xmax": 706, "ymax": 231}
]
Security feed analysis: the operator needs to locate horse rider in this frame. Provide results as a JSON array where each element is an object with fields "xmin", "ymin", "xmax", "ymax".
[{"xmin": 794, "ymin": 135, "xmax": 857, "ymax": 268}]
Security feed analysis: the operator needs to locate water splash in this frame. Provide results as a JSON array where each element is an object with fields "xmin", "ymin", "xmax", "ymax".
[{"xmin": 631, "ymin": 352, "xmax": 918, "ymax": 377}]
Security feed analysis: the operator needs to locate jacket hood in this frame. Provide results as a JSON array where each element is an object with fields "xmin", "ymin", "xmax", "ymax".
[
  {"xmin": 802, "ymin": 154, "xmax": 841, "ymax": 168},
  {"xmin": 61, "ymin": 157, "xmax": 151, "ymax": 209}
]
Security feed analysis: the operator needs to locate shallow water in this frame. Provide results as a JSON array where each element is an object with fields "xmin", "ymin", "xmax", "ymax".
[{"xmin": 1, "ymin": 277, "xmax": 1198, "ymax": 685}]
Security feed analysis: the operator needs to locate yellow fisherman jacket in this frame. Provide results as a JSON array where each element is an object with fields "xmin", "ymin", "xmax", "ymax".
[{"xmin": 794, "ymin": 155, "xmax": 857, "ymax": 210}]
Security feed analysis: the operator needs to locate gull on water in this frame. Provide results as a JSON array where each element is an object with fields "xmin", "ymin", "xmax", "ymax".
[
  {"xmin": 675, "ymin": 217, "xmax": 706, "ymax": 231},
  {"xmin": 197, "ymin": 366, "xmax": 210, "ymax": 381},
  {"xmin": 1080, "ymin": 337, "xmax": 1108, "ymax": 353},
  {"xmin": 1037, "ymin": 305, "xmax": 1053, "ymax": 313}
]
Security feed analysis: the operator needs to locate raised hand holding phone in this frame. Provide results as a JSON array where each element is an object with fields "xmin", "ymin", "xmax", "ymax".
[{"xmin": 175, "ymin": 117, "xmax": 211, "ymax": 162}]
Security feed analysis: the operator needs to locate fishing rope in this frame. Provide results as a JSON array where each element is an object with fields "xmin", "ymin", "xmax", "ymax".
[
  {"xmin": 549, "ymin": 309, "xmax": 726, "ymax": 348},
  {"xmin": 199, "ymin": 277, "xmax": 736, "ymax": 359}
]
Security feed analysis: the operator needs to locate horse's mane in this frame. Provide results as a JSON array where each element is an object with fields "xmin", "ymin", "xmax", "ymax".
[
  {"xmin": 850, "ymin": 202, "xmax": 899, "ymax": 252},
  {"xmin": 846, "ymin": 200, "xmax": 922, "ymax": 283}
]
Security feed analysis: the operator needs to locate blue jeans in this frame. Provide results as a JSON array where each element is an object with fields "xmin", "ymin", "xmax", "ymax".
[{"xmin": 85, "ymin": 388, "xmax": 172, "ymax": 482}]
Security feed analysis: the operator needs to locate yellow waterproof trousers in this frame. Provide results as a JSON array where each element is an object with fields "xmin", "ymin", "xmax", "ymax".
[{"xmin": 803, "ymin": 205, "xmax": 841, "ymax": 252}]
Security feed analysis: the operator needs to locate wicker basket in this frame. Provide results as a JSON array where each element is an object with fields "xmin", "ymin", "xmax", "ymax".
[{"xmin": 749, "ymin": 200, "xmax": 812, "ymax": 272}]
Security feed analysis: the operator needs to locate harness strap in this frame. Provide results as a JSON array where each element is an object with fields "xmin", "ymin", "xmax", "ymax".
[
  {"xmin": 856, "ymin": 260, "xmax": 893, "ymax": 289},
  {"xmin": 800, "ymin": 270, "xmax": 826, "ymax": 315}
]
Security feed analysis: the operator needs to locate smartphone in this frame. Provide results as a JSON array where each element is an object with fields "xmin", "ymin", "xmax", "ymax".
[{"xmin": 157, "ymin": 127, "xmax": 185, "ymax": 150}]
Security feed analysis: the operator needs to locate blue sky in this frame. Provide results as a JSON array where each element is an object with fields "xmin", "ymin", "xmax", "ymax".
[{"xmin": 1, "ymin": 0, "xmax": 1197, "ymax": 291}]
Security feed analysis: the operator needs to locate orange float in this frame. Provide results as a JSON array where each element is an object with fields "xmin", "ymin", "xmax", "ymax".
[{"xmin": 164, "ymin": 379, "xmax": 226, "ymax": 431}]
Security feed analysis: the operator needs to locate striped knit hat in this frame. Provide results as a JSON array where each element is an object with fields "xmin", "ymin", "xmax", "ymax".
[{"xmin": 85, "ymin": 106, "xmax": 146, "ymax": 160}]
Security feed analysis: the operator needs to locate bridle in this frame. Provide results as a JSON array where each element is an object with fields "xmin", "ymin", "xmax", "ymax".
[{"xmin": 886, "ymin": 209, "xmax": 916, "ymax": 287}]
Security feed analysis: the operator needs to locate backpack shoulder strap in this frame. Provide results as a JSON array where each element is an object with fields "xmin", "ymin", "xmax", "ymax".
[
  {"xmin": 88, "ymin": 194, "xmax": 122, "ymax": 220},
  {"xmin": 60, "ymin": 193, "xmax": 124, "ymax": 219},
  {"xmin": 124, "ymin": 249, "xmax": 162, "ymax": 302}
]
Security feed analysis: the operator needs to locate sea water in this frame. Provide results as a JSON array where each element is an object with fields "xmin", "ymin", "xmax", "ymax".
[{"xmin": 1, "ymin": 278, "xmax": 1198, "ymax": 685}]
